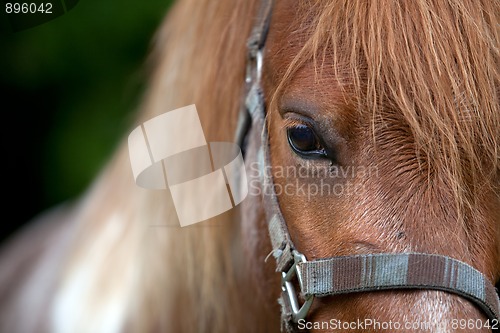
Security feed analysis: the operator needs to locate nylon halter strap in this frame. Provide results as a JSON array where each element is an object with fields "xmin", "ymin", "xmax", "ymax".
[{"xmin": 238, "ymin": 0, "xmax": 500, "ymax": 331}]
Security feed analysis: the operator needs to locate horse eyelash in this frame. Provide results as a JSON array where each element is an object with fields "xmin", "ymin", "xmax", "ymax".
[{"xmin": 282, "ymin": 117, "xmax": 306, "ymax": 129}]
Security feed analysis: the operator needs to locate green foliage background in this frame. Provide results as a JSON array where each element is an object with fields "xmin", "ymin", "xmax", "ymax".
[{"xmin": 0, "ymin": 0, "xmax": 173, "ymax": 239}]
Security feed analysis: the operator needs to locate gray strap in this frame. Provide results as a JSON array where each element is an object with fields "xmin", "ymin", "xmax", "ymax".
[
  {"xmin": 245, "ymin": 83, "xmax": 295, "ymax": 272},
  {"xmin": 247, "ymin": 0, "xmax": 274, "ymax": 56},
  {"xmin": 235, "ymin": 0, "xmax": 274, "ymax": 149},
  {"xmin": 297, "ymin": 253, "xmax": 500, "ymax": 321},
  {"xmin": 240, "ymin": 0, "xmax": 294, "ymax": 273}
]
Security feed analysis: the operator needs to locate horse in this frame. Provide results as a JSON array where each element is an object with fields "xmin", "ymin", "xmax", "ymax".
[{"xmin": 0, "ymin": 0, "xmax": 498, "ymax": 332}]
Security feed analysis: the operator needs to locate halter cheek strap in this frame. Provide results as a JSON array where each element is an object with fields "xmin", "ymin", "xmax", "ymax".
[{"xmin": 238, "ymin": 1, "xmax": 500, "ymax": 331}]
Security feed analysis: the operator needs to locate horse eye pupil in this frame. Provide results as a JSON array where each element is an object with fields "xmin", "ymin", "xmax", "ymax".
[{"xmin": 288, "ymin": 125, "xmax": 318, "ymax": 152}]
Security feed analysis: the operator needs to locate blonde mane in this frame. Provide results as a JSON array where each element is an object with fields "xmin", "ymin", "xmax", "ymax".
[{"xmin": 49, "ymin": 0, "xmax": 262, "ymax": 331}]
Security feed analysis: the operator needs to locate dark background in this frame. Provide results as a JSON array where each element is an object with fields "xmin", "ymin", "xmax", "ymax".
[{"xmin": 0, "ymin": 0, "xmax": 173, "ymax": 242}]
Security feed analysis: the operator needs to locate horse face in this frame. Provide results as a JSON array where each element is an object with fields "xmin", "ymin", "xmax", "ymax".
[{"xmin": 242, "ymin": 0, "xmax": 500, "ymax": 330}]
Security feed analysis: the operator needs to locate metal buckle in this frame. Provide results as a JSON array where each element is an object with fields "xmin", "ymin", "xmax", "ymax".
[
  {"xmin": 245, "ymin": 49, "xmax": 263, "ymax": 85},
  {"xmin": 281, "ymin": 251, "xmax": 314, "ymax": 322}
]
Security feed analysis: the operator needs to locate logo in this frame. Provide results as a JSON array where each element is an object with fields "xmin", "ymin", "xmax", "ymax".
[{"xmin": 128, "ymin": 105, "xmax": 248, "ymax": 227}]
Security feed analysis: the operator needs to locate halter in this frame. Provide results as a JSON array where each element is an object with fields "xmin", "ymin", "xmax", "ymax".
[{"xmin": 236, "ymin": 0, "xmax": 500, "ymax": 331}]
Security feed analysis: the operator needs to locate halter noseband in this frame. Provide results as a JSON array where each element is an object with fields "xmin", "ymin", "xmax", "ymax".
[{"xmin": 237, "ymin": 1, "xmax": 500, "ymax": 331}]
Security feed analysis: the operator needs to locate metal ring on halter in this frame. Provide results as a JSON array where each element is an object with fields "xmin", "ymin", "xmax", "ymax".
[
  {"xmin": 281, "ymin": 250, "xmax": 314, "ymax": 322},
  {"xmin": 255, "ymin": 49, "xmax": 263, "ymax": 84},
  {"xmin": 245, "ymin": 49, "xmax": 264, "ymax": 85}
]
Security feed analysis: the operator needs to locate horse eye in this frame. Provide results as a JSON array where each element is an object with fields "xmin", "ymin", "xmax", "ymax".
[{"xmin": 287, "ymin": 124, "xmax": 327, "ymax": 159}]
